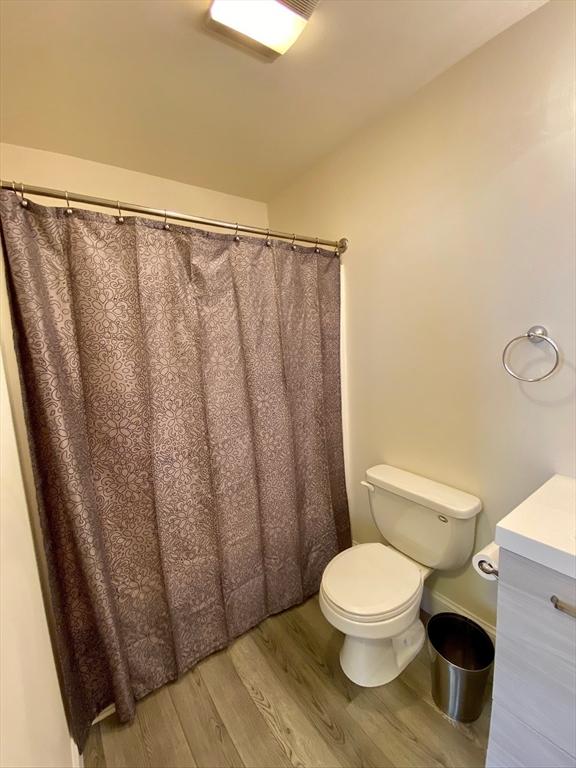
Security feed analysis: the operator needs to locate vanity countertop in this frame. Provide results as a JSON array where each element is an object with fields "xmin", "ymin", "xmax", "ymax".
[{"xmin": 496, "ymin": 474, "xmax": 576, "ymax": 578}]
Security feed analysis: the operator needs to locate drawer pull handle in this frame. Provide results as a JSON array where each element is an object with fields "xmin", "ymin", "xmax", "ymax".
[{"xmin": 550, "ymin": 595, "xmax": 576, "ymax": 619}]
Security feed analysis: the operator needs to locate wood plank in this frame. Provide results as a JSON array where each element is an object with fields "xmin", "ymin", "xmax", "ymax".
[
  {"xmin": 84, "ymin": 724, "xmax": 106, "ymax": 768},
  {"xmin": 252, "ymin": 616, "xmax": 393, "ymax": 767},
  {"xmin": 286, "ymin": 597, "xmax": 365, "ymax": 703},
  {"xmin": 100, "ymin": 713, "xmax": 151, "ymax": 768},
  {"xmin": 346, "ymin": 689, "xmax": 445, "ymax": 768},
  {"xmin": 137, "ymin": 686, "xmax": 196, "ymax": 767},
  {"xmin": 376, "ymin": 678, "xmax": 486, "ymax": 768},
  {"xmin": 270, "ymin": 606, "xmax": 441, "ymax": 767},
  {"xmin": 169, "ymin": 665, "xmax": 244, "ymax": 768},
  {"xmin": 198, "ymin": 649, "xmax": 291, "ymax": 768},
  {"xmin": 400, "ymin": 645, "xmax": 491, "ymax": 749},
  {"xmin": 283, "ymin": 598, "xmax": 491, "ymax": 766},
  {"xmin": 295, "ymin": 599, "xmax": 487, "ymax": 766},
  {"xmin": 229, "ymin": 632, "xmax": 345, "ymax": 768},
  {"xmin": 358, "ymin": 677, "xmax": 486, "ymax": 768},
  {"xmin": 83, "ymin": 598, "xmax": 490, "ymax": 768}
]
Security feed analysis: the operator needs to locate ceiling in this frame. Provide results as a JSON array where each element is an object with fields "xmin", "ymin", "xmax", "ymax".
[{"xmin": 0, "ymin": 0, "xmax": 545, "ymax": 201}]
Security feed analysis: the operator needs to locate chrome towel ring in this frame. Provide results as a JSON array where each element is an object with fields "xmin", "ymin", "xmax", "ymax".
[{"xmin": 502, "ymin": 325, "xmax": 560, "ymax": 382}]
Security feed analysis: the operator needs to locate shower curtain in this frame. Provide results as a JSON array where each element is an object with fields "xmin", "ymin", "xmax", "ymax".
[{"xmin": 0, "ymin": 189, "xmax": 350, "ymax": 749}]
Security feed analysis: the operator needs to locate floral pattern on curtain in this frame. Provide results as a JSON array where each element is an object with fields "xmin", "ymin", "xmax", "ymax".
[{"xmin": 0, "ymin": 189, "xmax": 350, "ymax": 749}]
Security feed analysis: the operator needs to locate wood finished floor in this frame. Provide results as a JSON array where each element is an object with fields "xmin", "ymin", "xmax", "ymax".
[{"xmin": 85, "ymin": 597, "xmax": 490, "ymax": 768}]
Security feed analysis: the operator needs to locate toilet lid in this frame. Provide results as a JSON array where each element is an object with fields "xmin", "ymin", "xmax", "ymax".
[{"xmin": 321, "ymin": 543, "xmax": 422, "ymax": 619}]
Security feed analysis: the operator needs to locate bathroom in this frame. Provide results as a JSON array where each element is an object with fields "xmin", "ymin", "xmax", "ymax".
[{"xmin": 0, "ymin": 1, "xmax": 575, "ymax": 766}]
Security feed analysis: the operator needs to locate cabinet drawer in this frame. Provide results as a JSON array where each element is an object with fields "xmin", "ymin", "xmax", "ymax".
[
  {"xmin": 494, "ymin": 549, "xmax": 576, "ymax": 756},
  {"xmin": 487, "ymin": 702, "xmax": 576, "ymax": 768}
]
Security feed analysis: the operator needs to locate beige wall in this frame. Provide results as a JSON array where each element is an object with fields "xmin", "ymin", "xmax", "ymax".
[
  {"xmin": 268, "ymin": 0, "xmax": 576, "ymax": 625},
  {"xmin": 0, "ymin": 352, "xmax": 74, "ymax": 768},
  {"xmin": 0, "ymin": 142, "xmax": 268, "ymax": 225},
  {"xmin": 0, "ymin": 145, "xmax": 268, "ymax": 766}
]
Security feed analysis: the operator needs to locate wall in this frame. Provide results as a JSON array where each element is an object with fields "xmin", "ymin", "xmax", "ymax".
[
  {"xmin": 0, "ymin": 353, "xmax": 75, "ymax": 768},
  {"xmin": 268, "ymin": 0, "xmax": 576, "ymax": 625},
  {"xmin": 0, "ymin": 142, "xmax": 268, "ymax": 225},
  {"xmin": 0, "ymin": 144, "xmax": 268, "ymax": 765}
]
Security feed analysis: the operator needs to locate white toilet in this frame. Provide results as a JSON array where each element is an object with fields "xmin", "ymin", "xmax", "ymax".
[{"xmin": 319, "ymin": 464, "xmax": 482, "ymax": 687}]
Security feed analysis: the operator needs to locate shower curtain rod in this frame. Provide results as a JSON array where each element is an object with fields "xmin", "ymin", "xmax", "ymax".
[{"xmin": 0, "ymin": 180, "xmax": 349, "ymax": 253}]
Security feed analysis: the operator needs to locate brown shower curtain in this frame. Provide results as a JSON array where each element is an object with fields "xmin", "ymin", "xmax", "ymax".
[{"xmin": 0, "ymin": 189, "xmax": 350, "ymax": 749}]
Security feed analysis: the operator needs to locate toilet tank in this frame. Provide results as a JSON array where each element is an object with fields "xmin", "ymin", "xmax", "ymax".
[{"xmin": 365, "ymin": 465, "xmax": 482, "ymax": 570}]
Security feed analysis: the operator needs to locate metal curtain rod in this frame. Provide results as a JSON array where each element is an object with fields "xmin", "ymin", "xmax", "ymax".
[{"xmin": 0, "ymin": 181, "xmax": 349, "ymax": 254}]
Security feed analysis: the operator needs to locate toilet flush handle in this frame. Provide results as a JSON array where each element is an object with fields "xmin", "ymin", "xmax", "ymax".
[{"xmin": 360, "ymin": 480, "xmax": 375, "ymax": 493}]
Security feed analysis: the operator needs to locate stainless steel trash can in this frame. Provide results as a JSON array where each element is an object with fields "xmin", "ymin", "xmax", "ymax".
[{"xmin": 427, "ymin": 612, "xmax": 494, "ymax": 723}]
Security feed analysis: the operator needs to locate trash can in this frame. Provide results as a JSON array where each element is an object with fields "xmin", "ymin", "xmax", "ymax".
[{"xmin": 427, "ymin": 612, "xmax": 494, "ymax": 723}]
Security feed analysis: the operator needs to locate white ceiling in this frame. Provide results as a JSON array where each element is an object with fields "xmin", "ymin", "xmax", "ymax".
[{"xmin": 0, "ymin": 0, "xmax": 545, "ymax": 200}]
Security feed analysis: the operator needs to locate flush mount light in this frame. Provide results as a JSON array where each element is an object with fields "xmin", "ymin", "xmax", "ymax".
[{"xmin": 207, "ymin": 0, "xmax": 316, "ymax": 57}]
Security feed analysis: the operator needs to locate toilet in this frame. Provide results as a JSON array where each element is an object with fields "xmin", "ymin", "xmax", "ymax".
[{"xmin": 319, "ymin": 464, "xmax": 482, "ymax": 687}]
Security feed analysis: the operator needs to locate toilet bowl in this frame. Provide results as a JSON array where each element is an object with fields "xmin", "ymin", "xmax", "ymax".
[
  {"xmin": 319, "ymin": 542, "xmax": 430, "ymax": 686},
  {"xmin": 320, "ymin": 464, "xmax": 482, "ymax": 687}
]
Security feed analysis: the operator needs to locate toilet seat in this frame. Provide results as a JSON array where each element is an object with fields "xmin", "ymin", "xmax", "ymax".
[{"xmin": 321, "ymin": 543, "xmax": 423, "ymax": 623}]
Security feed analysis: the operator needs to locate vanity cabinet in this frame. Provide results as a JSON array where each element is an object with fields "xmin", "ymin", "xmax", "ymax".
[{"xmin": 486, "ymin": 548, "xmax": 576, "ymax": 767}]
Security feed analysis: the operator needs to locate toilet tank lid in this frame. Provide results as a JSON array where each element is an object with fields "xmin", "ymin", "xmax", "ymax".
[{"xmin": 365, "ymin": 465, "xmax": 482, "ymax": 519}]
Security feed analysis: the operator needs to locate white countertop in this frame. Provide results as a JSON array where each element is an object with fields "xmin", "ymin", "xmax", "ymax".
[{"xmin": 496, "ymin": 474, "xmax": 576, "ymax": 578}]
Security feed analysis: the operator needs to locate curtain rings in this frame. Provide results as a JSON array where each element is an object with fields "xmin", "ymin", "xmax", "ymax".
[
  {"xmin": 65, "ymin": 191, "xmax": 74, "ymax": 216},
  {"xmin": 290, "ymin": 234, "xmax": 296, "ymax": 251},
  {"xmin": 13, "ymin": 181, "xmax": 28, "ymax": 208},
  {"xmin": 265, "ymin": 229, "xmax": 272, "ymax": 247},
  {"xmin": 116, "ymin": 200, "xmax": 124, "ymax": 224},
  {"xmin": 163, "ymin": 210, "xmax": 170, "ymax": 231},
  {"xmin": 314, "ymin": 237, "xmax": 320, "ymax": 253},
  {"xmin": 234, "ymin": 222, "xmax": 240, "ymax": 242}
]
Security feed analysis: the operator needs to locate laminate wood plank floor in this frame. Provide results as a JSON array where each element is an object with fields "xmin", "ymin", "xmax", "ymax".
[{"xmin": 85, "ymin": 597, "xmax": 490, "ymax": 768}]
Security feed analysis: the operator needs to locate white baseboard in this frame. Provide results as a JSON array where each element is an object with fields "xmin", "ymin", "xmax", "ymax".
[
  {"xmin": 421, "ymin": 586, "xmax": 496, "ymax": 641},
  {"xmin": 70, "ymin": 738, "xmax": 83, "ymax": 768}
]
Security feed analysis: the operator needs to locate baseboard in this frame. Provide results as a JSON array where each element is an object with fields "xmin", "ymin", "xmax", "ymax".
[
  {"xmin": 70, "ymin": 737, "xmax": 83, "ymax": 768},
  {"xmin": 421, "ymin": 586, "xmax": 496, "ymax": 641}
]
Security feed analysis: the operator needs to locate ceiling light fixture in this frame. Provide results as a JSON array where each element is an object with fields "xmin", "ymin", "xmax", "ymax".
[{"xmin": 207, "ymin": 0, "xmax": 316, "ymax": 57}]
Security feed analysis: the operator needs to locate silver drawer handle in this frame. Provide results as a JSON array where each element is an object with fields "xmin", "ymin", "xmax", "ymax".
[{"xmin": 550, "ymin": 595, "xmax": 576, "ymax": 619}]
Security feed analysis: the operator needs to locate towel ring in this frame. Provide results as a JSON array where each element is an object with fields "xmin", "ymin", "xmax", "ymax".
[{"xmin": 502, "ymin": 325, "xmax": 560, "ymax": 382}]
